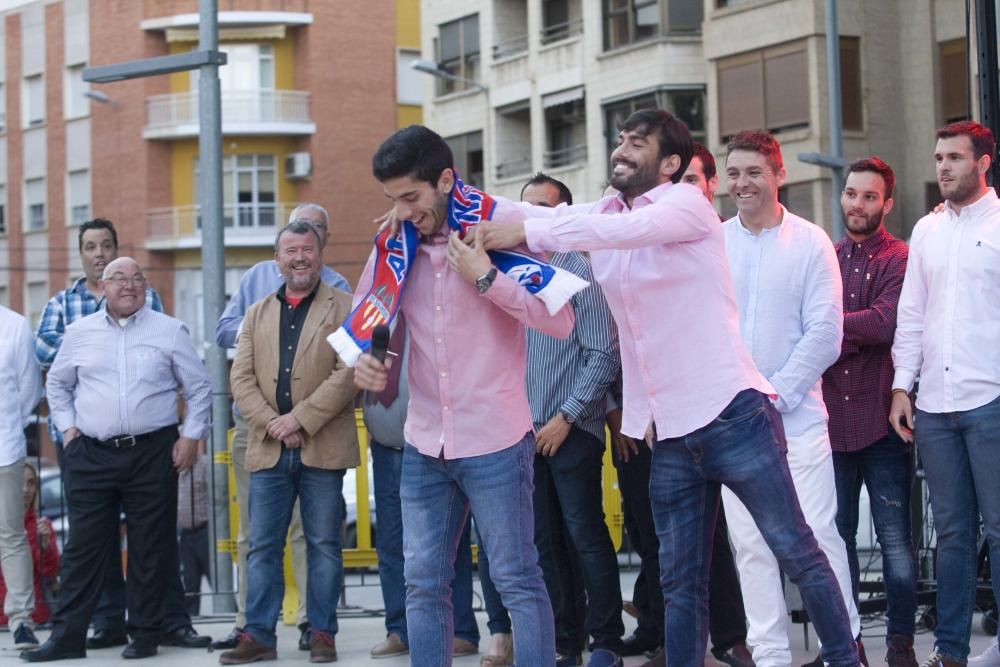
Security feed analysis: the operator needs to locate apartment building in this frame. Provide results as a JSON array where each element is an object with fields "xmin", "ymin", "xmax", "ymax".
[
  {"xmin": 0, "ymin": 0, "xmax": 398, "ymax": 342},
  {"xmin": 419, "ymin": 0, "xmax": 973, "ymax": 238}
]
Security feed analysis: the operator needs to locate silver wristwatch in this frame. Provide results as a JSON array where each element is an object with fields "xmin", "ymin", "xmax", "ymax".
[{"xmin": 475, "ymin": 267, "xmax": 498, "ymax": 294}]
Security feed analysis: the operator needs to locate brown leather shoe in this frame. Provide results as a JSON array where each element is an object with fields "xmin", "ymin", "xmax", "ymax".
[
  {"xmin": 454, "ymin": 637, "xmax": 478, "ymax": 657},
  {"xmin": 218, "ymin": 633, "xmax": 276, "ymax": 665},
  {"xmin": 309, "ymin": 631, "xmax": 337, "ymax": 663},
  {"xmin": 371, "ymin": 633, "xmax": 408, "ymax": 658}
]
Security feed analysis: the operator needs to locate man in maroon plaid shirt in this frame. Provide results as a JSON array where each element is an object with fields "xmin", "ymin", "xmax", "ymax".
[{"xmin": 822, "ymin": 157, "xmax": 917, "ymax": 667}]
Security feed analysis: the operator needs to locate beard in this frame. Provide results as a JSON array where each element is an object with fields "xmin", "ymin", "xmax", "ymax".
[
  {"xmin": 610, "ymin": 158, "xmax": 660, "ymax": 200},
  {"xmin": 940, "ymin": 169, "xmax": 981, "ymax": 204},
  {"xmin": 843, "ymin": 208, "xmax": 883, "ymax": 237}
]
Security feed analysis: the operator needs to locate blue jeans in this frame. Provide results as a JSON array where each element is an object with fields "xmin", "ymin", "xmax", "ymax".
[
  {"xmin": 534, "ymin": 426, "xmax": 623, "ymax": 653},
  {"xmin": 401, "ymin": 435, "xmax": 554, "ymax": 666},
  {"xmin": 833, "ymin": 430, "xmax": 918, "ymax": 639},
  {"xmin": 916, "ymin": 393, "xmax": 1000, "ymax": 663},
  {"xmin": 245, "ymin": 448, "xmax": 346, "ymax": 648},
  {"xmin": 370, "ymin": 440, "xmax": 479, "ymax": 646},
  {"xmin": 649, "ymin": 389, "xmax": 858, "ymax": 667}
]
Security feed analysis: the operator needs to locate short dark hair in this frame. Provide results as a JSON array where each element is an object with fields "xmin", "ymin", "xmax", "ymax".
[
  {"xmin": 520, "ymin": 172, "xmax": 573, "ymax": 205},
  {"xmin": 847, "ymin": 156, "xmax": 895, "ymax": 200},
  {"xmin": 619, "ymin": 109, "xmax": 694, "ymax": 184},
  {"xmin": 726, "ymin": 129, "xmax": 784, "ymax": 173},
  {"xmin": 691, "ymin": 142, "xmax": 717, "ymax": 182},
  {"xmin": 937, "ymin": 120, "xmax": 996, "ymax": 161},
  {"xmin": 274, "ymin": 220, "xmax": 322, "ymax": 251},
  {"xmin": 372, "ymin": 125, "xmax": 454, "ymax": 185},
  {"xmin": 78, "ymin": 218, "xmax": 118, "ymax": 252}
]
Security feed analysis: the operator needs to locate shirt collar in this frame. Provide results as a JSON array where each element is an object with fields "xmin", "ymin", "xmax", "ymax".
[
  {"xmin": 102, "ymin": 304, "xmax": 145, "ymax": 328},
  {"xmin": 944, "ymin": 187, "xmax": 999, "ymax": 218},
  {"xmin": 735, "ymin": 205, "xmax": 786, "ymax": 237},
  {"xmin": 848, "ymin": 226, "xmax": 892, "ymax": 254},
  {"xmin": 600, "ymin": 181, "xmax": 675, "ymax": 213},
  {"xmin": 276, "ymin": 281, "xmax": 320, "ymax": 304}
]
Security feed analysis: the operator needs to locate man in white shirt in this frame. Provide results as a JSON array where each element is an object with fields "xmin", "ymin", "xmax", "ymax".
[
  {"xmin": 719, "ymin": 130, "xmax": 862, "ymax": 667},
  {"xmin": 0, "ymin": 305, "xmax": 43, "ymax": 650},
  {"xmin": 890, "ymin": 121, "xmax": 1000, "ymax": 667}
]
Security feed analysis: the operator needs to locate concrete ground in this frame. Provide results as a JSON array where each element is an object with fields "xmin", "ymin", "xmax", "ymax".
[{"xmin": 4, "ymin": 569, "xmax": 995, "ymax": 666}]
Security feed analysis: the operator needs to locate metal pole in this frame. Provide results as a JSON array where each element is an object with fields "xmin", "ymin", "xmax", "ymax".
[
  {"xmin": 825, "ymin": 0, "xmax": 846, "ymax": 240},
  {"xmin": 975, "ymin": 0, "xmax": 1000, "ymax": 186},
  {"xmin": 198, "ymin": 0, "xmax": 235, "ymax": 613}
]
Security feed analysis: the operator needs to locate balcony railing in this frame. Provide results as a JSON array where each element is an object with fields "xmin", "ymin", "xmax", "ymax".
[
  {"xmin": 543, "ymin": 144, "xmax": 587, "ymax": 169},
  {"xmin": 495, "ymin": 157, "xmax": 533, "ymax": 181},
  {"xmin": 147, "ymin": 202, "xmax": 297, "ymax": 248},
  {"xmin": 492, "ymin": 34, "xmax": 529, "ymax": 60},
  {"xmin": 144, "ymin": 0, "xmax": 309, "ymax": 18},
  {"xmin": 541, "ymin": 17, "xmax": 584, "ymax": 45},
  {"xmin": 145, "ymin": 90, "xmax": 314, "ymax": 138}
]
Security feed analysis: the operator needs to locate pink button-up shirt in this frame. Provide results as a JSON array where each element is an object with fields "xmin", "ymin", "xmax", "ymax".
[
  {"xmin": 355, "ymin": 232, "xmax": 575, "ymax": 459},
  {"xmin": 521, "ymin": 181, "xmax": 773, "ymax": 440}
]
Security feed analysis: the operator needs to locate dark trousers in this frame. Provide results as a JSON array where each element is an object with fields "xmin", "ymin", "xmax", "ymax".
[
  {"xmin": 50, "ymin": 427, "xmax": 180, "ymax": 648},
  {"xmin": 534, "ymin": 426, "xmax": 624, "ymax": 653},
  {"xmin": 179, "ymin": 524, "xmax": 210, "ymax": 618},
  {"xmin": 613, "ymin": 436, "xmax": 748, "ymax": 652}
]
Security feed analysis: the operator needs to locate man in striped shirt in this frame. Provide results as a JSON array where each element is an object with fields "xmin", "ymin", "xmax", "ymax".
[{"xmin": 521, "ymin": 173, "xmax": 622, "ymax": 667}]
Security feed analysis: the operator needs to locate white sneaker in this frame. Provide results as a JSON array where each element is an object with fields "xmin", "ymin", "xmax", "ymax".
[{"xmin": 969, "ymin": 639, "xmax": 1000, "ymax": 667}]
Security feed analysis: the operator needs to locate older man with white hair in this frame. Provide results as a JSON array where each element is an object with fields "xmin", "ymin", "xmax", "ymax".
[
  {"xmin": 213, "ymin": 205, "xmax": 351, "ymax": 650},
  {"xmin": 22, "ymin": 257, "xmax": 211, "ymax": 662}
]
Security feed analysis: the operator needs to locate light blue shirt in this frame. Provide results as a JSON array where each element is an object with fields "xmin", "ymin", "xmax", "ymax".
[
  {"xmin": 722, "ymin": 207, "xmax": 843, "ymax": 436},
  {"xmin": 215, "ymin": 260, "xmax": 351, "ymax": 349}
]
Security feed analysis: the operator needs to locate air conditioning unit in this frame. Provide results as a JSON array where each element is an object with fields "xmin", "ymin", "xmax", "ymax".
[{"xmin": 285, "ymin": 152, "xmax": 312, "ymax": 181}]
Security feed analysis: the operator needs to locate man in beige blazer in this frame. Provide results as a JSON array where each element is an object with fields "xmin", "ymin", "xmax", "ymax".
[{"xmin": 223, "ymin": 221, "xmax": 358, "ymax": 665}]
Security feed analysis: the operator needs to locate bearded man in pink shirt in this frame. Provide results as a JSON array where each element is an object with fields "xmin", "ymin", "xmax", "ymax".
[
  {"xmin": 477, "ymin": 109, "xmax": 861, "ymax": 667},
  {"xmin": 353, "ymin": 126, "xmax": 575, "ymax": 667}
]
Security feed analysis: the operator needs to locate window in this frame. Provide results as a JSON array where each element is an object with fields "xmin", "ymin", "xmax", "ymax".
[
  {"xmin": 840, "ymin": 37, "xmax": 863, "ymax": 131},
  {"xmin": 191, "ymin": 43, "xmax": 275, "ymax": 92},
  {"xmin": 604, "ymin": 87, "xmax": 706, "ymax": 162},
  {"xmin": 604, "ymin": 0, "xmax": 701, "ymax": 50},
  {"xmin": 445, "ymin": 131, "xmax": 483, "ymax": 187},
  {"xmin": 495, "ymin": 102, "xmax": 532, "ymax": 180},
  {"xmin": 25, "ymin": 177, "xmax": 45, "ymax": 231},
  {"xmin": 718, "ymin": 43, "xmax": 808, "ymax": 141},
  {"xmin": 0, "ymin": 184, "xmax": 6, "ymax": 235},
  {"xmin": 26, "ymin": 281, "xmax": 47, "ymax": 329},
  {"xmin": 939, "ymin": 39, "xmax": 969, "ymax": 124},
  {"xmin": 23, "ymin": 74, "xmax": 44, "ymax": 127},
  {"xmin": 778, "ymin": 182, "xmax": 814, "ymax": 222},
  {"xmin": 0, "ymin": 83, "xmax": 6, "ymax": 133},
  {"xmin": 435, "ymin": 15, "xmax": 480, "ymax": 95},
  {"xmin": 544, "ymin": 91, "xmax": 587, "ymax": 169},
  {"xmin": 542, "ymin": 0, "xmax": 583, "ymax": 44},
  {"xmin": 194, "ymin": 154, "xmax": 277, "ymax": 229},
  {"xmin": 64, "ymin": 64, "xmax": 88, "ymax": 119},
  {"xmin": 68, "ymin": 170, "xmax": 90, "ymax": 226},
  {"xmin": 397, "ymin": 49, "xmax": 423, "ymax": 106},
  {"xmin": 0, "ymin": 286, "xmax": 7, "ymax": 307},
  {"xmin": 493, "ymin": 0, "xmax": 528, "ymax": 60}
]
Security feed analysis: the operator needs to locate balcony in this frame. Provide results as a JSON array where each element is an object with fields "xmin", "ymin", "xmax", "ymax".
[
  {"xmin": 543, "ymin": 143, "xmax": 587, "ymax": 170},
  {"xmin": 146, "ymin": 202, "xmax": 296, "ymax": 250},
  {"xmin": 141, "ymin": 1, "xmax": 312, "ymax": 30},
  {"xmin": 144, "ymin": 90, "xmax": 315, "ymax": 139},
  {"xmin": 541, "ymin": 17, "xmax": 583, "ymax": 45}
]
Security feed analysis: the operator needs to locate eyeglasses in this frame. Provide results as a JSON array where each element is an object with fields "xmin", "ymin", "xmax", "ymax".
[{"xmin": 106, "ymin": 274, "xmax": 146, "ymax": 287}]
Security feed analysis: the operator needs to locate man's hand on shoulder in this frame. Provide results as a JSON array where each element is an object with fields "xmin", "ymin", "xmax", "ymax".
[{"xmin": 477, "ymin": 221, "xmax": 527, "ymax": 252}]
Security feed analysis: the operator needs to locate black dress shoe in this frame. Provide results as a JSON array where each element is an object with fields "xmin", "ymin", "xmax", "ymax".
[
  {"xmin": 620, "ymin": 633, "xmax": 660, "ymax": 657},
  {"xmin": 211, "ymin": 627, "xmax": 245, "ymax": 650},
  {"xmin": 298, "ymin": 624, "xmax": 312, "ymax": 652},
  {"xmin": 121, "ymin": 641, "xmax": 157, "ymax": 659},
  {"xmin": 19, "ymin": 638, "xmax": 86, "ymax": 662},
  {"xmin": 86, "ymin": 628, "xmax": 129, "ymax": 649},
  {"xmin": 161, "ymin": 626, "xmax": 211, "ymax": 648}
]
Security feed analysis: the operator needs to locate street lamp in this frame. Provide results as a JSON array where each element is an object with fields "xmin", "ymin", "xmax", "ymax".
[{"xmin": 410, "ymin": 59, "xmax": 493, "ymax": 187}]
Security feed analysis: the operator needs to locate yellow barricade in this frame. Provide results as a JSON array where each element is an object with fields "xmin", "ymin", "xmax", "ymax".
[{"xmin": 226, "ymin": 409, "xmax": 624, "ymax": 624}]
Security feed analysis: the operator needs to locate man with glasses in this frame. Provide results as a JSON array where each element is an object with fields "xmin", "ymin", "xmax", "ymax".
[
  {"xmin": 23, "ymin": 257, "xmax": 212, "ymax": 662},
  {"xmin": 213, "ymin": 204, "xmax": 350, "ymax": 651}
]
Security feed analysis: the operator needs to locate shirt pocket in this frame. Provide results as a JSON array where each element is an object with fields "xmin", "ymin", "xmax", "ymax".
[{"xmin": 134, "ymin": 347, "xmax": 171, "ymax": 385}]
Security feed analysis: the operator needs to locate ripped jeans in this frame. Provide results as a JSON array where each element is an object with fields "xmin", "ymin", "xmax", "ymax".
[{"xmin": 832, "ymin": 430, "xmax": 917, "ymax": 638}]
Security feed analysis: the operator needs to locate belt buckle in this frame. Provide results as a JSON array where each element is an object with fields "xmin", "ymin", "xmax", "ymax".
[{"xmin": 112, "ymin": 435, "xmax": 137, "ymax": 449}]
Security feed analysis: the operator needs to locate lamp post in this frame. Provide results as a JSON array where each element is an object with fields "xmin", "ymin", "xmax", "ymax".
[{"xmin": 410, "ymin": 59, "xmax": 493, "ymax": 188}]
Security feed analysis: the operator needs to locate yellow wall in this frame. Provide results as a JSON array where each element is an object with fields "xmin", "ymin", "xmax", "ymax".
[
  {"xmin": 396, "ymin": 0, "xmax": 420, "ymax": 49},
  {"xmin": 397, "ymin": 103, "xmax": 422, "ymax": 128},
  {"xmin": 174, "ymin": 247, "xmax": 272, "ymax": 269},
  {"xmin": 170, "ymin": 137, "xmax": 300, "ymax": 207}
]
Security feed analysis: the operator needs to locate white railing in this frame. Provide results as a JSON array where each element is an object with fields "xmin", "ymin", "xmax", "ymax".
[
  {"xmin": 540, "ymin": 17, "xmax": 584, "ymax": 45},
  {"xmin": 146, "ymin": 90, "xmax": 312, "ymax": 130},
  {"xmin": 544, "ymin": 143, "xmax": 587, "ymax": 169},
  {"xmin": 147, "ymin": 202, "xmax": 298, "ymax": 242}
]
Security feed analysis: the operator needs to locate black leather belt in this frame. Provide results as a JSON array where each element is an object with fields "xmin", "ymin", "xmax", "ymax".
[{"xmin": 97, "ymin": 425, "xmax": 176, "ymax": 449}]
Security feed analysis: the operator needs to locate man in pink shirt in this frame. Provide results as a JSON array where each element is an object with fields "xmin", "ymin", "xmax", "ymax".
[
  {"xmin": 477, "ymin": 109, "xmax": 861, "ymax": 667},
  {"xmin": 353, "ymin": 125, "xmax": 574, "ymax": 666}
]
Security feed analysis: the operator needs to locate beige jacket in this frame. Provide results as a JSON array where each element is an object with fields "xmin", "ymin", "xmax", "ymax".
[{"xmin": 231, "ymin": 282, "xmax": 359, "ymax": 472}]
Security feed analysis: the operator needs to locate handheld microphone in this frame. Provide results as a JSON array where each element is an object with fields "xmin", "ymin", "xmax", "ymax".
[{"xmin": 370, "ymin": 325, "xmax": 391, "ymax": 364}]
